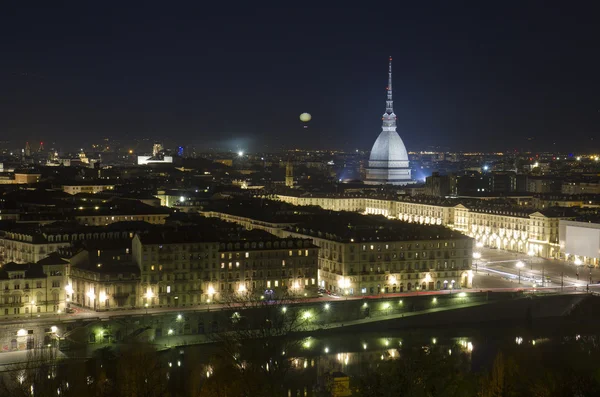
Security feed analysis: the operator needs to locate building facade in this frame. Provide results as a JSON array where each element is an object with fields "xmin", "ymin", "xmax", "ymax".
[
  {"xmin": 132, "ymin": 232, "xmax": 318, "ymax": 308},
  {"xmin": 275, "ymin": 194, "xmax": 575, "ymax": 259},
  {"xmin": 0, "ymin": 255, "xmax": 69, "ymax": 318},
  {"xmin": 63, "ymin": 184, "xmax": 115, "ymax": 195}
]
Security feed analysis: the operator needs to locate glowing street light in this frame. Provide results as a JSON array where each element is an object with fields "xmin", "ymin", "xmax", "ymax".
[
  {"xmin": 516, "ymin": 261, "xmax": 525, "ymax": 284},
  {"xmin": 472, "ymin": 252, "xmax": 481, "ymax": 273}
]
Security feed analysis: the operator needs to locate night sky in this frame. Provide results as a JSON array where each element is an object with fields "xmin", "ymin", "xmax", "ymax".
[{"xmin": 1, "ymin": 3, "xmax": 599, "ymax": 152}]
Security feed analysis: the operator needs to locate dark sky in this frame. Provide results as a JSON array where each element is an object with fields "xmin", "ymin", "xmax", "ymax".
[{"xmin": 1, "ymin": 3, "xmax": 599, "ymax": 152}]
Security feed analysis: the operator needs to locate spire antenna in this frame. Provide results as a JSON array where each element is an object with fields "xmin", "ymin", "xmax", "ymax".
[{"xmin": 382, "ymin": 57, "xmax": 396, "ymax": 130}]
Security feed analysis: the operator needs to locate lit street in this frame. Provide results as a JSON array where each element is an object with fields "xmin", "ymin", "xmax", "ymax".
[{"xmin": 473, "ymin": 247, "xmax": 600, "ymax": 288}]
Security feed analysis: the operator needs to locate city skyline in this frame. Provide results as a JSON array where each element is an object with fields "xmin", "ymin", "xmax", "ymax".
[{"xmin": 1, "ymin": 4, "xmax": 599, "ymax": 153}]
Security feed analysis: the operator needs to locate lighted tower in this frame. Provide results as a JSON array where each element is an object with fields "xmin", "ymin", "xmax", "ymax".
[
  {"xmin": 152, "ymin": 142, "xmax": 163, "ymax": 157},
  {"xmin": 24, "ymin": 142, "xmax": 31, "ymax": 157},
  {"xmin": 285, "ymin": 159, "xmax": 294, "ymax": 188},
  {"xmin": 38, "ymin": 142, "xmax": 44, "ymax": 152},
  {"xmin": 365, "ymin": 57, "xmax": 413, "ymax": 185}
]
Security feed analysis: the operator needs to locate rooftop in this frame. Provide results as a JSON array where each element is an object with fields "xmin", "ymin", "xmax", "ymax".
[
  {"xmin": 286, "ymin": 210, "xmax": 469, "ymax": 243},
  {"xmin": 0, "ymin": 262, "xmax": 47, "ymax": 279},
  {"xmin": 202, "ymin": 199, "xmax": 315, "ymax": 223}
]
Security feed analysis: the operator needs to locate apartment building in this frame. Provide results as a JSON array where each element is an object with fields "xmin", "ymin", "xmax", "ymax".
[
  {"xmin": 0, "ymin": 221, "xmax": 155, "ymax": 265},
  {"xmin": 132, "ymin": 227, "xmax": 318, "ymax": 308},
  {"xmin": 0, "ymin": 253, "xmax": 69, "ymax": 318}
]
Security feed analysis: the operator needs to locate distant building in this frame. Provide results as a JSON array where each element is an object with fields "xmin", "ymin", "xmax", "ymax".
[
  {"xmin": 365, "ymin": 58, "xmax": 413, "ymax": 185},
  {"xmin": 490, "ymin": 171, "xmax": 517, "ymax": 193},
  {"xmin": 152, "ymin": 142, "xmax": 163, "ymax": 157},
  {"xmin": 285, "ymin": 160, "xmax": 294, "ymax": 188},
  {"xmin": 14, "ymin": 173, "xmax": 41, "ymax": 184},
  {"xmin": 526, "ymin": 176, "xmax": 562, "ymax": 193},
  {"xmin": 425, "ymin": 173, "xmax": 456, "ymax": 197},
  {"xmin": 63, "ymin": 183, "xmax": 115, "ymax": 195},
  {"xmin": 562, "ymin": 181, "xmax": 600, "ymax": 195},
  {"xmin": 137, "ymin": 155, "xmax": 174, "ymax": 165}
]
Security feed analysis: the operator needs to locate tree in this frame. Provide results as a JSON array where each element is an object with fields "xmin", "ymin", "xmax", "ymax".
[{"xmin": 204, "ymin": 292, "xmax": 320, "ymax": 396}]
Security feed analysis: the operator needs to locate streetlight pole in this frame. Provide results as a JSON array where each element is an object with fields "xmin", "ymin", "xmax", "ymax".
[
  {"xmin": 528, "ymin": 250, "xmax": 534, "ymax": 271},
  {"xmin": 516, "ymin": 261, "xmax": 524, "ymax": 285},
  {"xmin": 473, "ymin": 252, "xmax": 481, "ymax": 274}
]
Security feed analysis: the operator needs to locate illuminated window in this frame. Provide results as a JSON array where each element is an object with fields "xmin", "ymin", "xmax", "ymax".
[
  {"xmin": 282, "ymin": 260, "xmax": 286, "ymax": 267},
  {"xmin": 267, "ymin": 281, "xmax": 271, "ymax": 288},
  {"xmin": 289, "ymin": 250, "xmax": 293, "ymax": 256},
  {"xmin": 228, "ymin": 262, "xmax": 232, "ymax": 270},
  {"xmin": 245, "ymin": 252, "xmax": 249, "ymax": 258},
  {"xmin": 311, "ymin": 278, "xmax": 315, "ymax": 285},
  {"xmin": 220, "ymin": 263, "xmax": 225, "ymax": 269},
  {"xmin": 275, "ymin": 280, "xmax": 279, "ymax": 287},
  {"xmin": 235, "ymin": 262, "xmax": 240, "ymax": 268},
  {"xmin": 305, "ymin": 250, "xmax": 309, "ymax": 256},
  {"xmin": 167, "ymin": 286, "xmax": 171, "ymax": 293},
  {"xmin": 298, "ymin": 250, "xmax": 302, "ymax": 256},
  {"xmin": 151, "ymin": 265, "xmax": 155, "ymax": 271}
]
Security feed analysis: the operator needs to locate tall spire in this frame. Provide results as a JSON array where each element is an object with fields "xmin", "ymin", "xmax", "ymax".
[
  {"xmin": 382, "ymin": 56, "xmax": 397, "ymax": 131},
  {"xmin": 386, "ymin": 56, "xmax": 393, "ymax": 114}
]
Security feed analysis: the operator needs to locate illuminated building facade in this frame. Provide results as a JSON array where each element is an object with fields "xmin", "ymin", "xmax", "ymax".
[
  {"xmin": 132, "ymin": 231, "xmax": 318, "ymax": 307},
  {"xmin": 276, "ymin": 194, "xmax": 574, "ymax": 259}
]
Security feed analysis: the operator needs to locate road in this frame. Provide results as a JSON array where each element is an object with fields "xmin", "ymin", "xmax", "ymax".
[{"xmin": 473, "ymin": 247, "xmax": 600, "ymax": 289}]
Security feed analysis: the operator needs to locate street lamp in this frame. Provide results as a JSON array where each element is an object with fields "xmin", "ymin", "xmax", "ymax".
[
  {"xmin": 86, "ymin": 290, "xmax": 96, "ymax": 311},
  {"xmin": 473, "ymin": 252, "xmax": 481, "ymax": 273},
  {"xmin": 528, "ymin": 250, "xmax": 535, "ymax": 271},
  {"xmin": 516, "ymin": 261, "xmax": 525, "ymax": 284},
  {"xmin": 207, "ymin": 285, "xmax": 215, "ymax": 308},
  {"xmin": 144, "ymin": 303, "xmax": 149, "ymax": 315},
  {"xmin": 575, "ymin": 258, "xmax": 582, "ymax": 281}
]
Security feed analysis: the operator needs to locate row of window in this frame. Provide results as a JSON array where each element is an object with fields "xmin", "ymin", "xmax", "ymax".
[{"xmin": 3, "ymin": 281, "xmax": 60, "ymax": 290}]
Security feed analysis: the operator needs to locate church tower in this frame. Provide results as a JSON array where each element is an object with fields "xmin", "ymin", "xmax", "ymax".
[{"xmin": 285, "ymin": 159, "xmax": 294, "ymax": 188}]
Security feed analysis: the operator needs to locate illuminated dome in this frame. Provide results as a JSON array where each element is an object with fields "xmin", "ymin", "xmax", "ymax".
[{"xmin": 369, "ymin": 131, "xmax": 409, "ymax": 163}]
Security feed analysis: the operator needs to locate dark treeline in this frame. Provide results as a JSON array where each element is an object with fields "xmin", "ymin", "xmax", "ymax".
[{"xmin": 1, "ymin": 335, "xmax": 600, "ymax": 396}]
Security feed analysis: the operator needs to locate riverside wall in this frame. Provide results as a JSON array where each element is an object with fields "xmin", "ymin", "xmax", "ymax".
[{"xmin": 0, "ymin": 291, "xmax": 583, "ymax": 353}]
